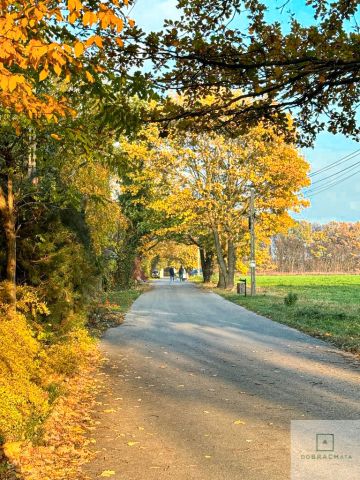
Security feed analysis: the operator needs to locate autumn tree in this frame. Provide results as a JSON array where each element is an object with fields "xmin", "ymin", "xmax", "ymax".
[
  {"xmin": 144, "ymin": 241, "xmax": 199, "ymax": 276},
  {"xmin": 0, "ymin": 0, "xmax": 133, "ymax": 118},
  {"xmin": 152, "ymin": 124, "xmax": 310, "ymax": 289},
  {"xmin": 0, "ymin": 94, "xmax": 125, "ymax": 445},
  {"xmin": 143, "ymin": 0, "xmax": 360, "ymax": 144},
  {"xmin": 273, "ymin": 221, "xmax": 360, "ymax": 273},
  {"xmin": 114, "ymin": 124, "xmax": 184, "ymax": 287},
  {"xmin": 0, "ymin": 0, "xmax": 135, "ymax": 308}
]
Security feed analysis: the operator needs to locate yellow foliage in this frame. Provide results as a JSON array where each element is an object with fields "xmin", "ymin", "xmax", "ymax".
[
  {"xmin": 0, "ymin": 282, "xmax": 95, "ymax": 444},
  {"xmin": 0, "ymin": 0, "xmax": 130, "ymax": 119},
  {"xmin": 0, "ymin": 311, "xmax": 49, "ymax": 442},
  {"xmin": 46, "ymin": 328, "xmax": 95, "ymax": 376},
  {"xmin": 60, "ymin": 159, "xmax": 122, "ymax": 256},
  {"xmin": 144, "ymin": 241, "xmax": 199, "ymax": 272}
]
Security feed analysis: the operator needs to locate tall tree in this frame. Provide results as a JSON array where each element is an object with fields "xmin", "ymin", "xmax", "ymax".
[
  {"xmin": 0, "ymin": 0, "xmax": 135, "ymax": 308},
  {"xmin": 144, "ymin": 0, "xmax": 360, "ymax": 144},
  {"xmin": 152, "ymin": 124, "xmax": 310, "ymax": 288}
]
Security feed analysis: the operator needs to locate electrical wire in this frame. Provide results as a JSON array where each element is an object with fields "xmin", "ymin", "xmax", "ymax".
[
  {"xmin": 305, "ymin": 167, "xmax": 360, "ymax": 198},
  {"xmin": 306, "ymin": 155, "xmax": 360, "ymax": 188},
  {"xmin": 309, "ymin": 148, "xmax": 360, "ymax": 178}
]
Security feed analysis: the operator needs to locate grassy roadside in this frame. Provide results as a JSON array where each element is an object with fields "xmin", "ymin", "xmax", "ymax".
[
  {"xmin": 88, "ymin": 285, "xmax": 150, "ymax": 336},
  {"xmin": 194, "ymin": 275, "xmax": 360, "ymax": 354},
  {"xmin": 105, "ymin": 287, "xmax": 147, "ymax": 314}
]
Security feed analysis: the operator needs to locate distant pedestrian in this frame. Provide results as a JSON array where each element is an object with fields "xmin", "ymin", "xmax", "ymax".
[
  {"xmin": 179, "ymin": 265, "xmax": 184, "ymax": 282},
  {"xmin": 169, "ymin": 266, "xmax": 175, "ymax": 282}
]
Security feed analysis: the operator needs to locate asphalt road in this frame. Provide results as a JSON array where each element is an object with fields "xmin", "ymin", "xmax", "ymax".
[{"xmin": 84, "ymin": 280, "xmax": 359, "ymax": 480}]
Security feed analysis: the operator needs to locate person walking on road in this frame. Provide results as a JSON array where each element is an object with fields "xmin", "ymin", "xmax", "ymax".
[
  {"xmin": 169, "ymin": 266, "xmax": 175, "ymax": 282},
  {"xmin": 179, "ymin": 265, "xmax": 184, "ymax": 282}
]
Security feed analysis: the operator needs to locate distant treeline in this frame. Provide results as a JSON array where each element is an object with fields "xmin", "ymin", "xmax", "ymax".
[{"xmin": 271, "ymin": 221, "xmax": 360, "ymax": 273}]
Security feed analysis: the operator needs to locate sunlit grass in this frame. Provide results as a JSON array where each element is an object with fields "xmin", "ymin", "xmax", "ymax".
[
  {"xmin": 202, "ymin": 274, "xmax": 360, "ymax": 353},
  {"xmin": 104, "ymin": 288, "xmax": 145, "ymax": 313}
]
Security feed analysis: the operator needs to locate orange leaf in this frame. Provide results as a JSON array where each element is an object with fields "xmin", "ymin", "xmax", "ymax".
[
  {"xmin": 53, "ymin": 63, "xmax": 62, "ymax": 76},
  {"xmin": 83, "ymin": 11, "xmax": 91, "ymax": 25},
  {"xmin": 85, "ymin": 71, "xmax": 95, "ymax": 83},
  {"xmin": 39, "ymin": 69, "xmax": 49, "ymax": 81},
  {"xmin": 94, "ymin": 36, "xmax": 103, "ymax": 48},
  {"xmin": 8, "ymin": 77, "xmax": 17, "ymax": 92},
  {"xmin": 74, "ymin": 41, "xmax": 84, "ymax": 57}
]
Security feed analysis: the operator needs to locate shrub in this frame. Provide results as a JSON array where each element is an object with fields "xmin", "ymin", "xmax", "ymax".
[
  {"xmin": 284, "ymin": 292, "xmax": 298, "ymax": 307},
  {"xmin": 0, "ymin": 311, "xmax": 49, "ymax": 443},
  {"xmin": 46, "ymin": 328, "xmax": 94, "ymax": 376}
]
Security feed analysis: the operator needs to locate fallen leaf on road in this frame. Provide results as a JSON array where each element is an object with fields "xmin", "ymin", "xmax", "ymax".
[
  {"xmin": 100, "ymin": 470, "xmax": 116, "ymax": 477},
  {"xmin": 234, "ymin": 420, "xmax": 246, "ymax": 425}
]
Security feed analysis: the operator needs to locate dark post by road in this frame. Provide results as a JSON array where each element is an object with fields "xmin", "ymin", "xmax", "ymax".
[{"xmin": 250, "ymin": 187, "xmax": 256, "ymax": 296}]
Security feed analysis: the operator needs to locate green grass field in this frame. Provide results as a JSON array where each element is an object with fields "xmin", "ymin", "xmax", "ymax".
[{"xmin": 209, "ymin": 275, "xmax": 360, "ymax": 354}]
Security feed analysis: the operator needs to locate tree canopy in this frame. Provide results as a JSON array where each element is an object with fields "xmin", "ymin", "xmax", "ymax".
[{"xmin": 138, "ymin": 0, "xmax": 360, "ymax": 144}]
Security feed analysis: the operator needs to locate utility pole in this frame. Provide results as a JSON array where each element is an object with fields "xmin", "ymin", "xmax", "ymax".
[{"xmin": 249, "ymin": 187, "xmax": 256, "ymax": 296}]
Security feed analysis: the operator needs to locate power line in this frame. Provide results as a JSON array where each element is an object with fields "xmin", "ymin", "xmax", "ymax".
[
  {"xmin": 306, "ymin": 156, "xmax": 360, "ymax": 188},
  {"xmin": 309, "ymin": 148, "xmax": 360, "ymax": 178},
  {"xmin": 306, "ymin": 167, "xmax": 360, "ymax": 198}
]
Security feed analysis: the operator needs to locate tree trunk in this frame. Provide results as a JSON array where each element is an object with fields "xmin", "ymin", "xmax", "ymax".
[
  {"xmin": 217, "ymin": 269, "xmax": 226, "ymax": 289},
  {"xmin": 0, "ymin": 176, "xmax": 16, "ymax": 309},
  {"xmin": 226, "ymin": 239, "xmax": 236, "ymax": 290},
  {"xmin": 212, "ymin": 228, "xmax": 228, "ymax": 287},
  {"xmin": 116, "ymin": 253, "xmax": 135, "ymax": 289},
  {"xmin": 28, "ymin": 131, "xmax": 38, "ymax": 183},
  {"xmin": 199, "ymin": 247, "xmax": 215, "ymax": 283}
]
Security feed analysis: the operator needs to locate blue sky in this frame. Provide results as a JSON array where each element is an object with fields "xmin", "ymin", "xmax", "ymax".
[{"xmin": 130, "ymin": 0, "xmax": 360, "ymax": 223}]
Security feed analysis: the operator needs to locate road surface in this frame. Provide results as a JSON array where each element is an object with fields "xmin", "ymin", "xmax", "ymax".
[{"xmin": 84, "ymin": 280, "xmax": 359, "ymax": 480}]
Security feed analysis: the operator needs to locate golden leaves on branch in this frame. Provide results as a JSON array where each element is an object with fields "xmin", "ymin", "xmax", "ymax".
[{"xmin": 0, "ymin": 1, "xmax": 131, "ymax": 120}]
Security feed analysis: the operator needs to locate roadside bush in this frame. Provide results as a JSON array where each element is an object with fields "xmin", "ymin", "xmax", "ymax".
[
  {"xmin": 0, "ymin": 281, "xmax": 95, "ymax": 444},
  {"xmin": 0, "ymin": 310, "xmax": 49, "ymax": 443},
  {"xmin": 284, "ymin": 292, "xmax": 298, "ymax": 306},
  {"xmin": 46, "ymin": 328, "xmax": 95, "ymax": 376}
]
